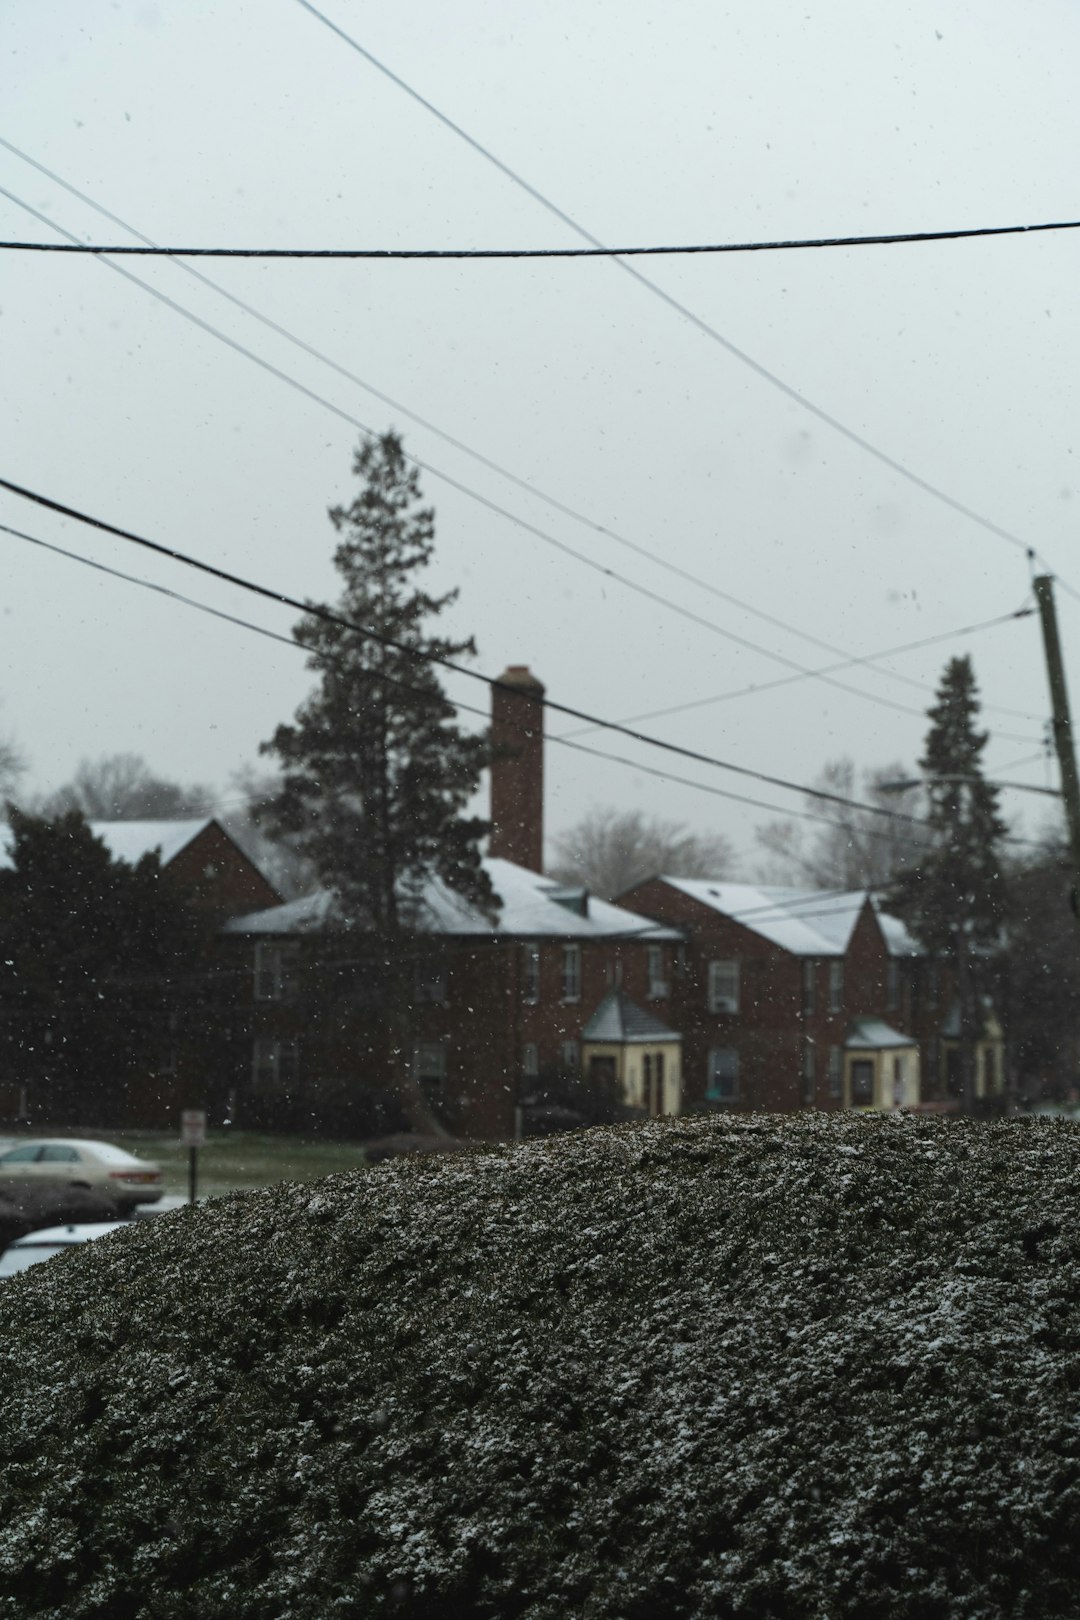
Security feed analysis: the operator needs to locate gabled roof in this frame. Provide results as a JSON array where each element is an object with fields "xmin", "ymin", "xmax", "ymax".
[
  {"xmin": 0, "ymin": 818, "xmax": 214, "ymax": 871},
  {"xmin": 651, "ymin": 878, "xmax": 921, "ymax": 958},
  {"xmin": 222, "ymin": 856, "xmax": 681, "ymax": 941},
  {"xmin": 845, "ymin": 1017, "xmax": 917, "ymax": 1051},
  {"xmin": 582, "ymin": 990, "xmax": 681, "ymax": 1045}
]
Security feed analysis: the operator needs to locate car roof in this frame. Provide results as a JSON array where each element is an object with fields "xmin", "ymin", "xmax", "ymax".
[
  {"xmin": 10, "ymin": 1222, "xmax": 133, "ymax": 1247},
  {"xmin": 0, "ymin": 1139, "xmax": 145, "ymax": 1156}
]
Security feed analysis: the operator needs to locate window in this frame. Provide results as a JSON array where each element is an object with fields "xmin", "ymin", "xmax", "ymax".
[
  {"xmin": 254, "ymin": 942, "xmax": 298, "ymax": 1002},
  {"xmin": 39, "ymin": 1145, "xmax": 79, "ymax": 1163},
  {"xmin": 802, "ymin": 959, "xmax": 817, "ymax": 1015},
  {"xmin": 828, "ymin": 1045, "xmax": 843, "ymax": 1099},
  {"xmin": 850, "ymin": 1059, "xmax": 874, "ymax": 1108},
  {"xmin": 828, "ymin": 961, "xmax": 844, "ymax": 1013},
  {"xmin": 560, "ymin": 1039, "xmax": 580, "ymax": 1071},
  {"xmin": 522, "ymin": 1042, "xmax": 539, "ymax": 1078},
  {"xmin": 413, "ymin": 1042, "xmax": 447, "ymax": 1098},
  {"xmin": 561, "ymin": 944, "xmax": 582, "ymax": 1002},
  {"xmin": 251, "ymin": 1038, "xmax": 300, "ymax": 1094},
  {"xmin": 802, "ymin": 1039, "xmax": 816, "ymax": 1107},
  {"xmin": 886, "ymin": 959, "xmax": 901, "ymax": 1012},
  {"xmin": 708, "ymin": 960, "xmax": 740, "ymax": 1014},
  {"xmin": 414, "ymin": 962, "xmax": 448, "ymax": 1005},
  {"xmin": 706, "ymin": 1047, "xmax": 739, "ymax": 1103},
  {"xmin": 647, "ymin": 945, "xmax": 669, "ymax": 999},
  {"xmin": 0, "ymin": 1145, "xmax": 40, "ymax": 1164},
  {"xmin": 522, "ymin": 943, "xmax": 540, "ymax": 1004}
]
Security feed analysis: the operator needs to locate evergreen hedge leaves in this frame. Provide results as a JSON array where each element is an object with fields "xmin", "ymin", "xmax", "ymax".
[{"xmin": 2, "ymin": 1113, "xmax": 1080, "ymax": 1618}]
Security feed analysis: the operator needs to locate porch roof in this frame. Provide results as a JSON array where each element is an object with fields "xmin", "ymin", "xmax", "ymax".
[{"xmin": 582, "ymin": 990, "xmax": 681, "ymax": 1045}]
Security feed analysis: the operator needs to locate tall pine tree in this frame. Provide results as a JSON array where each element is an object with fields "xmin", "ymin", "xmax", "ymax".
[
  {"xmin": 262, "ymin": 432, "xmax": 498, "ymax": 1129},
  {"xmin": 887, "ymin": 655, "xmax": 1008, "ymax": 1112}
]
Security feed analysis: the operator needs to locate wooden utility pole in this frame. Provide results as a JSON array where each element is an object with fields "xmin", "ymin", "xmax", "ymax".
[{"xmin": 1034, "ymin": 575, "xmax": 1080, "ymax": 912}]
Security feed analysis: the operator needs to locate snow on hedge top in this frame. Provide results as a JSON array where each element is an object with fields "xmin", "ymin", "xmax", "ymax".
[
  {"xmin": 2, "ymin": 1112, "xmax": 1080, "ymax": 1619},
  {"xmin": 223, "ymin": 854, "xmax": 680, "ymax": 939}
]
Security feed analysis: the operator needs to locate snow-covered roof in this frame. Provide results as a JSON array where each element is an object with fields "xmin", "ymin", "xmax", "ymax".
[
  {"xmin": 0, "ymin": 818, "xmax": 213, "ymax": 871},
  {"xmin": 223, "ymin": 857, "xmax": 680, "ymax": 941},
  {"xmin": 845, "ymin": 1017, "xmax": 917, "ymax": 1051},
  {"xmin": 582, "ymin": 990, "xmax": 681, "ymax": 1045},
  {"xmin": 654, "ymin": 878, "xmax": 921, "ymax": 957}
]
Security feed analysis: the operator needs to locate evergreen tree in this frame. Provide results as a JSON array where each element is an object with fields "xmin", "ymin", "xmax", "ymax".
[
  {"xmin": 261, "ymin": 432, "xmax": 497, "ymax": 1129},
  {"xmin": 0, "ymin": 808, "xmax": 206, "ymax": 1124},
  {"xmin": 886, "ymin": 656, "xmax": 1008, "ymax": 1111}
]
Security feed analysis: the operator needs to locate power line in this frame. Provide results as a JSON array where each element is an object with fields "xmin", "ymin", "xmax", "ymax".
[
  {"xmin": 3, "ymin": 184, "xmax": 1030, "ymax": 739},
  {"xmin": 0, "ymin": 143, "xmax": 1040, "ymax": 733},
  {"xmin": 294, "ymin": 0, "xmax": 1072, "ymax": 582},
  {"xmin": 557, "ymin": 607, "xmax": 1038, "ymax": 740},
  {"xmin": 2, "ymin": 515, "xmax": 974, "ymax": 843},
  {"xmin": 5, "ymin": 216, "xmax": 1080, "ymax": 258},
  {"xmin": 0, "ymin": 478, "xmax": 954, "ymax": 831}
]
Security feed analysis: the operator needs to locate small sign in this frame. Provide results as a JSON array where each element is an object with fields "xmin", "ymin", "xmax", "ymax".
[{"xmin": 180, "ymin": 1109, "xmax": 208, "ymax": 1148}]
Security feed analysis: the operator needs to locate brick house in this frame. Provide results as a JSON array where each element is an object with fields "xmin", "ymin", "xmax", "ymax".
[
  {"xmin": 221, "ymin": 856, "xmax": 680, "ymax": 1139},
  {"xmin": 217, "ymin": 667, "xmax": 682, "ymax": 1139},
  {"xmin": 617, "ymin": 877, "xmax": 1006, "ymax": 1114}
]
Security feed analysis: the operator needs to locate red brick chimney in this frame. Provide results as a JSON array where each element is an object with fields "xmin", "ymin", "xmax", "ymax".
[{"xmin": 489, "ymin": 665, "xmax": 545, "ymax": 872}]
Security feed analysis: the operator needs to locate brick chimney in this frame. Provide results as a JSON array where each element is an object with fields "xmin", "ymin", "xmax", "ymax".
[{"xmin": 489, "ymin": 665, "xmax": 545, "ymax": 872}]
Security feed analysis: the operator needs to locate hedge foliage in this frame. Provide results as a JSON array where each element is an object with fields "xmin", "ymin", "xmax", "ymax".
[{"xmin": 2, "ymin": 1112, "xmax": 1080, "ymax": 1617}]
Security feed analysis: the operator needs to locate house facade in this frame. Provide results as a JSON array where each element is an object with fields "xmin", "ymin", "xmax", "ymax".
[
  {"xmin": 220, "ymin": 857, "xmax": 681, "ymax": 1140},
  {"xmin": 618, "ymin": 877, "xmax": 1006, "ymax": 1116}
]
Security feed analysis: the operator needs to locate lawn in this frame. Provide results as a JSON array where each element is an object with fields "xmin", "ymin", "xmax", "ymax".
[{"xmin": 109, "ymin": 1130, "xmax": 370, "ymax": 1200}]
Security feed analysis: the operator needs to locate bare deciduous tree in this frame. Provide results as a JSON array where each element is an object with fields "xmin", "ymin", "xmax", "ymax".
[
  {"xmin": 754, "ymin": 758, "xmax": 927, "ymax": 890},
  {"xmin": 549, "ymin": 807, "xmax": 735, "ymax": 901},
  {"xmin": 34, "ymin": 754, "xmax": 214, "ymax": 822}
]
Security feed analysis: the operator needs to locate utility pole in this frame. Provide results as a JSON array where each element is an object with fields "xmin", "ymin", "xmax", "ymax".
[{"xmin": 1034, "ymin": 575, "xmax": 1080, "ymax": 915}]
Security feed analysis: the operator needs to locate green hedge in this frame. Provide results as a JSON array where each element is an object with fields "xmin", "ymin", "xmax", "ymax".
[{"xmin": 2, "ymin": 1112, "xmax": 1080, "ymax": 1617}]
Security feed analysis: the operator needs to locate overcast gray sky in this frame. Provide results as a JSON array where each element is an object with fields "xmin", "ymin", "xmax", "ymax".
[{"xmin": 2, "ymin": 0, "xmax": 1078, "ymax": 866}]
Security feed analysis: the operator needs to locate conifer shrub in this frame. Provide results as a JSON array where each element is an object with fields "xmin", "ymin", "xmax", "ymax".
[{"xmin": 1, "ymin": 1112, "xmax": 1080, "ymax": 1617}]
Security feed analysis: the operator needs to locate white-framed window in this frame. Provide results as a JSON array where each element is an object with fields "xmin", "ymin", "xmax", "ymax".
[
  {"xmin": 522, "ymin": 1042, "xmax": 539, "ymax": 1078},
  {"xmin": 522, "ymin": 943, "xmax": 540, "ymax": 1004},
  {"xmin": 647, "ymin": 944, "xmax": 669, "ymax": 999},
  {"xmin": 828, "ymin": 1045, "xmax": 843, "ymax": 1099},
  {"xmin": 251, "ymin": 1038, "xmax": 300, "ymax": 1094},
  {"xmin": 828, "ymin": 960, "xmax": 844, "ymax": 1014},
  {"xmin": 706, "ymin": 1047, "xmax": 739, "ymax": 1103},
  {"xmin": 413, "ymin": 1042, "xmax": 447, "ymax": 1097},
  {"xmin": 708, "ymin": 959, "xmax": 740, "ymax": 1014},
  {"xmin": 561, "ymin": 944, "xmax": 582, "ymax": 1002},
  {"xmin": 886, "ymin": 959, "xmax": 901, "ymax": 1012},
  {"xmin": 254, "ymin": 942, "xmax": 298, "ymax": 1003},
  {"xmin": 560, "ymin": 1039, "xmax": 580, "ymax": 1072},
  {"xmin": 802, "ymin": 958, "xmax": 817, "ymax": 1015},
  {"xmin": 414, "ymin": 962, "xmax": 448, "ymax": 1005}
]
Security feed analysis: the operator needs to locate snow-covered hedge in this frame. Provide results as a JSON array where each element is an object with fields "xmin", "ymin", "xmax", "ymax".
[{"xmin": 2, "ymin": 1112, "xmax": 1080, "ymax": 1618}]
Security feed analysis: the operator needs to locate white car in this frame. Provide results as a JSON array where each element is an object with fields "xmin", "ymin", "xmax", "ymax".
[
  {"xmin": 0, "ymin": 1139, "xmax": 163, "ymax": 1211},
  {"xmin": 0, "ymin": 1221, "xmax": 133, "ymax": 1277}
]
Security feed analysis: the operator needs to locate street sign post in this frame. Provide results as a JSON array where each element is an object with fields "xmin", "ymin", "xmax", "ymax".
[{"xmin": 180, "ymin": 1110, "xmax": 207, "ymax": 1204}]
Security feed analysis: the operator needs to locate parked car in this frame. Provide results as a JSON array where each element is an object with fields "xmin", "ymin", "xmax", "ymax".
[
  {"xmin": 0, "ymin": 1221, "xmax": 132, "ymax": 1278},
  {"xmin": 0, "ymin": 1140, "xmax": 163, "ymax": 1211}
]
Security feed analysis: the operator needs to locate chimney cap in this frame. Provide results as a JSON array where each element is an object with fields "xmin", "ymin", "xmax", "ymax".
[{"xmin": 496, "ymin": 665, "xmax": 545, "ymax": 693}]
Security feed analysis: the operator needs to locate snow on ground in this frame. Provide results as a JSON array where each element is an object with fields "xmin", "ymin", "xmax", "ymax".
[{"xmin": 1, "ymin": 1112, "xmax": 1080, "ymax": 1617}]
